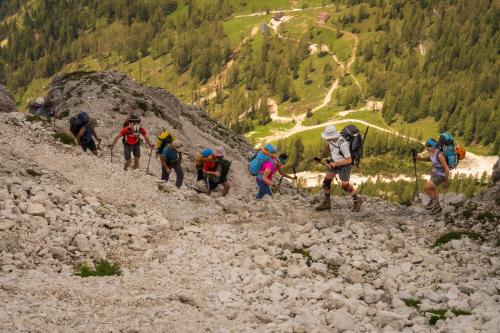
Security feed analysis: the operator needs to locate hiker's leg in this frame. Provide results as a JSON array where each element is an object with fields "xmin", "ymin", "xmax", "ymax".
[
  {"xmin": 256, "ymin": 178, "xmax": 271, "ymax": 199},
  {"xmin": 132, "ymin": 144, "xmax": 140, "ymax": 169},
  {"xmin": 91, "ymin": 150, "xmax": 98, "ymax": 156},
  {"xmin": 322, "ymin": 173, "xmax": 335, "ymax": 199},
  {"xmin": 172, "ymin": 161, "xmax": 184, "ymax": 189},
  {"xmin": 221, "ymin": 180, "xmax": 231, "ymax": 197},
  {"xmin": 424, "ymin": 180, "xmax": 436, "ymax": 198},
  {"xmin": 161, "ymin": 164, "xmax": 168, "ymax": 181},
  {"xmin": 88, "ymin": 139, "xmax": 97, "ymax": 156},
  {"xmin": 124, "ymin": 144, "xmax": 132, "ymax": 170}
]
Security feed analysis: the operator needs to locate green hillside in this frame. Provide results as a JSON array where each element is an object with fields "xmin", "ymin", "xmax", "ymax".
[{"xmin": 0, "ymin": 0, "xmax": 498, "ymax": 156}]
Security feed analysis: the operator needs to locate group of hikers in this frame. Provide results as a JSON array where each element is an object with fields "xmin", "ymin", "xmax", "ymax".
[{"xmin": 68, "ymin": 111, "xmax": 463, "ymax": 214}]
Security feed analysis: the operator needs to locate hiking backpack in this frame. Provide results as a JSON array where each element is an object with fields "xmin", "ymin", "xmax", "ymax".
[
  {"xmin": 249, "ymin": 150, "xmax": 273, "ymax": 176},
  {"xmin": 215, "ymin": 158, "xmax": 232, "ymax": 182},
  {"xmin": 69, "ymin": 112, "xmax": 90, "ymax": 136},
  {"xmin": 155, "ymin": 130, "xmax": 174, "ymax": 155},
  {"xmin": 339, "ymin": 125, "xmax": 363, "ymax": 166},
  {"xmin": 438, "ymin": 132, "xmax": 460, "ymax": 169}
]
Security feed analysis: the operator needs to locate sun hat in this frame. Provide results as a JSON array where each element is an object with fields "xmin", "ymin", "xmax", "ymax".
[
  {"xmin": 321, "ymin": 125, "xmax": 341, "ymax": 140},
  {"xmin": 201, "ymin": 148, "xmax": 213, "ymax": 158},
  {"xmin": 264, "ymin": 143, "xmax": 277, "ymax": 154},
  {"xmin": 214, "ymin": 146, "xmax": 225, "ymax": 157}
]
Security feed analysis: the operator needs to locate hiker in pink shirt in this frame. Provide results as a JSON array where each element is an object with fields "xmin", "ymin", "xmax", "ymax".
[{"xmin": 256, "ymin": 153, "xmax": 295, "ymax": 199}]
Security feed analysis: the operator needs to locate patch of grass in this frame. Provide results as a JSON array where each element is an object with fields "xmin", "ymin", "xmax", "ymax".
[
  {"xmin": 402, "ymin": 298, "xmax": 421, "ymax": 309},
  {"xmin": 477, "ymin": 212, "xmax": 497, "ymax": 222},
  {"xmin": 26, "ymin": 169, "xmax": 41, "ymax": 177},
  {"xmin": 433, "ymin": 231, "xmax": 483, "ymax": 247},
  {"xmin": 75, "ymin": 259, "xmax": 122, "ymax": 277},
  {"xmin": 327, "ymin": 263, "xmax": 339, "ymax": 275},
  {"xmin": 461, "ymin": 206, "xmax": 474, "ymax": 218},
  {"xmin": 426, "ymin": 309, "xmax": 447, "ymax": 325},
  {"xmin": 26, "ymin": 114, "xmax": 47, "ymax": 122},
  {"xmin": 451, "ymin": 309, "xmax": 472, "ymax": 316},
  {"xmin": 53, "ymin": 132, "xmax": 77, "ymax": 145},
  {"xmin": 292, "ymin": 248, "xmax": 312, "ymax": 267}
]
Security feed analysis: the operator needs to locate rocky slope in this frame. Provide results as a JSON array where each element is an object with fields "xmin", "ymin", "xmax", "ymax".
[
  {"xmin": 44, "ymin": 71, "xmax": 256, "ymax": 192},
  {"xmin": 0, "ymin": 90, "xmax": 499, "ymax": 332}
]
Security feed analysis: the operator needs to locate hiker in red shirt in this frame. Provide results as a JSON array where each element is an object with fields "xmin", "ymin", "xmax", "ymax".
[{"xmin": 108, "ymin": 114, "xmax": 154, "ymax": 170}]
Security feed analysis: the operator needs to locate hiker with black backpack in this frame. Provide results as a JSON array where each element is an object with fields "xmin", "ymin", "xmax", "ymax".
[
  {"xmin": 203, "ymin": 146, "xmax": 231, "ymax": 197},
  {"xmin": 159, "ymin": 141, "xmax": 184, "ymax": 189},
  {"xmin": 255, "ymin": 151, "xmax": 296, "ymax": 200},
  {"xmin": 315, "ymin": 125, "xmax": 363, "ymax": 212},
  {"xmin": 414, "ymin": 138, "xmax": 450, "ymax": 214},
  {"xmin": 70, "ymin": 111, "xmax": 98, "ymax": 156},
  {"xmin": 108, "ymin": 114, "xmax": 154, "ymax": 171}
]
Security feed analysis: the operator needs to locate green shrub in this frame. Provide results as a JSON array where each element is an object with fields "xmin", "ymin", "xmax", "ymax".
[
  {"xmin": 426, "ymin": 309, "xmax": 447, "ymax": 325},
  {"xmin": 451, "ymin": 309, "xmax": 472, "ymax": 316},
  {"xmin": 433, "ymin": 231, "xmax": 482, "ymax": 247},
  {"xmin": 402, "ymin": 298, "xmax": 421, "ymax": 308},
  {"xmin": 53, "ymin": 132, "xmax": 77, "ymax": 145},
  {"xmin": 26, "ymin": 114, "xmax": 47, "ymax": 122},
  {"xmin": 75, "ymin": 259, "xmax": 122, "ymax": 277}
]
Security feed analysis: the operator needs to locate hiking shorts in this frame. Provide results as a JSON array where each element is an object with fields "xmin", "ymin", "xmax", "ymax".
[
  {"xmin": 207, "ymin": 178, "xmax": 228, "ymax": 190},
  {"xmin": 431, "ymin": 173, "xmax": 446, "ymax": 186},
  {"xmin": 81, "ymin": 139, "xmax": 96, "ymax": 152},
  {"xmin": 124, "ymin": 143, "xmax": 140, "ymax": 160},
  {"xmin": 328, "ymin": 164, "xmax": 352, "ymax": 182}
]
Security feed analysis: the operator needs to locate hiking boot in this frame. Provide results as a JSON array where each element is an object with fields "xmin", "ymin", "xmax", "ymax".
[
  {"xmin": 315, "ymin": 200, "xmax": 331, "ymax": 211},
  {"xmin": 429, "ymin": 204, "xmax": 442, "ymax": 215},
  {"xmin": 425, "ymin": 198, "xmax": 438, "ymax": 210},
  {"xmin": 352, "ymin": 197, "xmax": 363, "ymax": 212}
]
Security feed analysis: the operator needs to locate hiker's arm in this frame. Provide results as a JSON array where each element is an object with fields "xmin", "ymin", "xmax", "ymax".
[
  {"xmin": 319, "ymin": 143, "xmax": 330, "ymax": 159},
  {"xmin": 330, "ymin": 156, "xmax": 352, "ymax": 168},
  {"xmin": 141, "ymin": 128, "xmax": 154, "ymax": 147},
  {"xmin": 109, "ymin": 134, "xmax": 121, "ymax": 147},
  {"xmin": 160, "ymin": 155, "xmax": 171, "ymax": 172},
  {"xmin": 262, "ymin": 169, "xmax": 273, "ymax": 186},
  {"xmin": 415, "ymin": 155, "xmax": 429, "ymax": 161},
  {"xmin": 91, "ymin": 128, "xmax": 100, "ymax": 141},
  {"xmin": 76, "ymin": 127, "xmax": 85, "ymax": 144},
  {"xmin": 438, "ymin": 153, "xmax": 450, "ymax": 186},
  {"xmin": 203, "ymin": 162, "xmax": 220, "ymax": 176},
  {"xmin": 278, "ymin": 169, "xmax": 296, "ymax": 179}
]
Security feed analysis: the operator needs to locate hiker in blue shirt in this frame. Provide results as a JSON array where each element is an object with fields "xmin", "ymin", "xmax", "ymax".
[{"xmin": 159, "ymin": 141, "xmax": 184, "ymax": 189}]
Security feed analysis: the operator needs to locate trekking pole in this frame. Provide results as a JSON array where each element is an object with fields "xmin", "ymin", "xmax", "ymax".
[
  {"xmin": 108, "ymin": 145, "xmax": 113, "ymax": 163},
  {"xmin": 410, "ymin": 149, "xmax": 421, "ymax": 203},
  {"xmin": 363, "ymin": 126, "xmax": 370, "ymax": 141},
  {"xmin": 292, "ymin": 166, "xmax": 300, "ymax": 193},
  {"xmin": 146, "ymin": 145, "xmax": 154, "ymax": 175}
]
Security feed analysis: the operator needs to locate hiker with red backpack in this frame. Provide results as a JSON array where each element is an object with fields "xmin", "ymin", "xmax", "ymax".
[
  {"xmin": 315, "ymin": 125, "xmax": 363, "ymax": 212},
  {"xmin": 203, "ymin": 146, "xmax": 232, "ymax": 196},
  {"xmin": 108, "ymin": 113, "xmax": 154, "ymax": 170}
]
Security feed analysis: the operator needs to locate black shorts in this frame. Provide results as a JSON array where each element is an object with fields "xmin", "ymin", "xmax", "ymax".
[
  {"xmin": 81, "ymin": 139, "xmax": 96, "ymax": 152},
  {"xmin": 207, "ymin": 178, "xmax": 228, "ymax": 190},
  {"xmin": 328, "ymin": 164, "xmax": 352, "ymax": 182},
  {"xmin": 124, "ymin": 144, "xmax": 140, "ymax": 160}
]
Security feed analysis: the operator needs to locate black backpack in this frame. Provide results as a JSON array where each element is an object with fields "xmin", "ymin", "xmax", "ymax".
[
  {"xmin": 69, "ymin": 112, "xmax": 90, "ymax": 136},
  {"xmin": 340, "ymin": 125, "xmax": 363, "ymax": 166},
  {"xmin": 213, "ymin": 158, "xmax": 231, "ymax": 183}
]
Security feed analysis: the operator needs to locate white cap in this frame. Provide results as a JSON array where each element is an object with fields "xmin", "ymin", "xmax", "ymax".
[{"xmin": 321, "ymin": 125, "xmax": 340, "ymax": 140}]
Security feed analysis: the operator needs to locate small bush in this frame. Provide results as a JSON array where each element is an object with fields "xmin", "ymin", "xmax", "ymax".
[
  {"xmin": 477, "ymin": 212, "xmax": 496, "ymax": 222},
  {"xmin": 426, "ymin": 309, "xmax": 447, "ymax": 325},
  {"xmin": 75, "ymin": 259, "xmax": 122, "ymax": 277},
  {"xmin": 26, "ymin": 114, "xmax": 46, "ymax": 122},
  {"xmin": 403, "ymin": 298, "xmax": 421, "ymax": 308},
  {"xmin": 327, "ymin": 263, "xmax": 339, "ymax": 275},
  {"xmin": 451, "ymin": 309, "xmax": 472, "ymax": 316},
  {"xmin": 433, "ymin": 231, "xmax": 482, "ymax": 247},
  {"xmin": 53, "ymin": 132, "xmax": 77, "ymax": 145},
  {"xmin": 26, "ymin": 169, "xmax": 41, "ymax": 177}
]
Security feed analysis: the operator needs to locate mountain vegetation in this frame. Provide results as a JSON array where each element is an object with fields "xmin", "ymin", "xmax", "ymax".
[{"xmin": 0, "ymin": 0, "xmax": 498, "ymax": 155}]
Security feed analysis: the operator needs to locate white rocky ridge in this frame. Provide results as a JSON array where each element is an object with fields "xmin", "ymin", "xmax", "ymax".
[{"xmin": 0, "ymin": 86, "xmax": 499, "ymax": 332}]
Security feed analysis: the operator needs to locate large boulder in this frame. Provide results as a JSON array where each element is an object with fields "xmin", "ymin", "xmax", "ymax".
[{"xmin": 0, "ymin": 85, "xmax": 16, "ymax": 113}]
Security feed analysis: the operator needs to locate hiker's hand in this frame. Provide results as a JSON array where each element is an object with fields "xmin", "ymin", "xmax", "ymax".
[
  {"xmin": 272, "ymin": 183, "xmax": 280, "ymax": 191},
  {"xmin": 443, "ymin": 179, "xmax": 449, "ymax": 188},
  {"xmin": 107, "ymin": 144, "xmax": 113, "ymax": 150},
  {"xmin": 214, "ymin": 171, "xmax": 221, "ymax": 177},
  {"xmin": 329, "ymin": 161, "xmax": 337, "ymax": 168},
  {"xmin": 165, "ymin": 167, "xmax": 171, "ymax": 174},
  {"xmin": 149, "ymin": 143, "xmax": 155, "ymax": 149}
]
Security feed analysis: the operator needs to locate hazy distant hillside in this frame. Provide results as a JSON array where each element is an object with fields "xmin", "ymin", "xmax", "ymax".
[{"xmin": 0, "ymin": 0, "xmax": 498, "ymax": 154}]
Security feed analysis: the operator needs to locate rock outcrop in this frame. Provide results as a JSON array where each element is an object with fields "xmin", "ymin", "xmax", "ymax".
[{"xmin": 0, "ymin": 85, "xmax": 16, "ymax": 113}]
